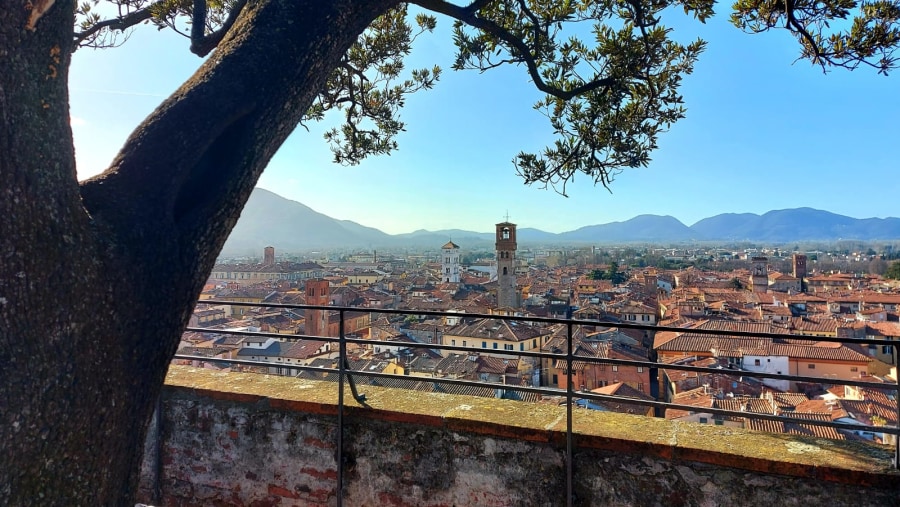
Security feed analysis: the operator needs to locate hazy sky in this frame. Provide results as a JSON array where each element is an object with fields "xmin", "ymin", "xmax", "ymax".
[{"xmin": 69, "ymin": 8, "xmax": 899, "ymax": 235}]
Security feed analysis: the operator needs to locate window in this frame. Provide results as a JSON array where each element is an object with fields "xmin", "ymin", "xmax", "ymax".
[
  {"xmin": 493, "ymin": 343, "xmax": 498, "ymax": 349},
  {"xmin": 714, "ymin": 420, "xmax": 724, "ymax": 426},
  {"xmin": 520, "ymin": 343, "xmax": 524, "ymax": 351},
  {"xmin": 552, "ymin": 374, "xmax": 558, "ymax": 385},
  {"xmin": 754, "ymin": 359, "xmax": 761, "ymax": 366},
  {"xmin": 503, "ymin": 267, "xmax": 508, "ymax": 275},
  {"xmin": 637, "ymin": 367, "xmax": 644, "ymax": 373},
  {"xmin": 451, "ymin": 340, "xmax": 456, "ymax": 346},
  {"xmin": 850, "ymin": 367, "xmax": 858, "ymax": 372},
  {"xmin": 462, "ymin": 341, "xmax": 466, "ymax": 347},
  {"xmin": 637, "ymin": 383, "xmax": 644, "ymax": 391},
  {"xmin": 533, "ymin": 339, "xmax": 537, "ymax": 348},
  {"xmin": 699, "ymin": 417, "xmax": 708, "ymax": 424},
  {"xmin": 482, "ymin": 341, "xmax": 487, "ymax": 348},
  {"xmin": 883, "ymin": 345, "xmax": 892, "ymax": 354},
  {"xmin": 612, "ymin": 365, "xmax": 618, "ymax": 372},
  {"xmin": 504, "ymin": 344, "xmax": 514, "ymax": 351},
  {"xmin": 808, "ymin": 364, "xmax": 815, "ymax": 369}
]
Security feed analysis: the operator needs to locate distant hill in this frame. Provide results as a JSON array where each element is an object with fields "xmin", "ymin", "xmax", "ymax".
[
  {"xmin": 222, "ymin": 188, "xmax": 395, "ymax": 254},
  {"xmin": 221, "ymin": 189, "xmax": 900, "ymax": 254},
  {"xmin": 689, "ymin": 213, "xmax": 761, "ymax": 240},
  {"xmin": 560, "ymin": 215, "xmax": 697, "ymax": 242},
  {"xmin": 690, "ymin": 208, "xmax": 900, "ymax": 242}
]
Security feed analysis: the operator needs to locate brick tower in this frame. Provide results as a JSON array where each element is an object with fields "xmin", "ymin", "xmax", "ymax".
[{"xmin": 495, "ymin": 221, "xmax": 517, "ymax": 308}]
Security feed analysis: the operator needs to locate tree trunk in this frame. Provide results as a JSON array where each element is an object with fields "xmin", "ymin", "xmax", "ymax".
[{"xmin": 0, "ymin": 0, "xmax": 397, "ymax": 503}]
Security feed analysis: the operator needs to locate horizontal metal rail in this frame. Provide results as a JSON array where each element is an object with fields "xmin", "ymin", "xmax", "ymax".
[
  {"xmin": 199, "ymin": 299, "xmax": 898, "ymax": 346},
  {"xmin": 185, "ymin": 326, "xmax": 896, "ymax": 392}
]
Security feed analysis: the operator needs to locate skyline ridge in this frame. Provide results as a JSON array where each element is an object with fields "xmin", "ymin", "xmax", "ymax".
[{"xmin": 221, "ymin": 189, "xmax": 900, "ymax": 254}]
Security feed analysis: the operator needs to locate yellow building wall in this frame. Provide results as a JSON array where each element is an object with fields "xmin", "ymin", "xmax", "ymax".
[
  {"xmin": 441, "ymin": 333, "xmax": 545, "ymax": 358},
  {"xmin": 789, "ymin": 358, "xmax": 868, "ymax": 381},
  {"xmin": 382, "ymin": 363, "xmax": 405, "ymax": 376}
]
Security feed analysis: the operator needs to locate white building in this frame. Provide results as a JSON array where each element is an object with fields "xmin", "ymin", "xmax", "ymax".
[
  {"xmin": 742, "ymin": 354, "xmax": 790, "ymax": 391},
  {"xmin": 441, "ymin": 241, "xmax": 461, "ymax": 283}
]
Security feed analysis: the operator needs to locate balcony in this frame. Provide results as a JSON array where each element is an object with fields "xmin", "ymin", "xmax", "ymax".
[{"xmin": 138, "ymin": 302, "xmax": 900, "ymax": 506}]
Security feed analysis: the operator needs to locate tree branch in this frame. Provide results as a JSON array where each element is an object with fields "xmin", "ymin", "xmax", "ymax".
[
  {"xmin": 465, "ymin": 0, "xmax": 494, "ymax": 13},
  {"xmin": 190, "ymin": 0, "xmax": 249, "ymax": 57},
  {"xmin": 411, "ymin": 0, "xmax": 613, "ymax": 100},
  {"xmin": 73, "ymin": 3, "xmax": 159, "ymax": 49},
  {"xmin": 784, "ymin": 0, "xmax": 828, "ymax": 71},
  {"xmin": 79, "ymin": 0, "xmax": 400, "ymax": 255},
  {"xmin": 191, "ymin": 0, "xmax": 207, "ymax": 43}
]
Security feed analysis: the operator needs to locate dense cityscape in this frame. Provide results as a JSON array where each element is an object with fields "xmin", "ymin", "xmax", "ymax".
[{"xmin": 179, "ymin": 221, "xmax": 900, "ymax": 449}]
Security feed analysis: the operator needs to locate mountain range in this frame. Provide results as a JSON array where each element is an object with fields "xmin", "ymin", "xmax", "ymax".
[{"xmin": 220, "ymin": 189, "xmax": 900, "ymax": 254}]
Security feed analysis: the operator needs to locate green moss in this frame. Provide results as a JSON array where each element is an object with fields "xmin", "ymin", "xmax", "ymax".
[{"xmin": 165, "ymin": 365, "xmax": 897, "ymax": 477}]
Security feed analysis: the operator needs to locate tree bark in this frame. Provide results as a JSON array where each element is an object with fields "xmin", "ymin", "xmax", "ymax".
[{"xmin": 0, "ymin": 0, "xmax": 398, "ymax": 503}]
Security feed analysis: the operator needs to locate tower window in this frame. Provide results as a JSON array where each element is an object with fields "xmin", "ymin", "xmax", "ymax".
[{"xmin": 502, "ymin": 227, "xmax": 510, "ymax": 240}]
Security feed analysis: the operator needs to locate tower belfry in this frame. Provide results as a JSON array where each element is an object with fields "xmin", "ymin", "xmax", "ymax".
[{"xmin": 495, "ymin": 219, "xmax": 518, "ymax": 308}]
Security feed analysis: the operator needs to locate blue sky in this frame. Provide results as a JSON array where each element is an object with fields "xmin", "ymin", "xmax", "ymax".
[{"xmin": 69, "ymin": 8, "xmax": 899, "ymax": 235}]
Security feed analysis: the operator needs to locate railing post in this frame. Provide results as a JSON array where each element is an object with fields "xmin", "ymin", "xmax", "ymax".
[
  {"xmin": 894, "ymin": 344, "xmax": 899, "ymax": 470},
  {"xmin": 337, "ymin": 308, "xmax": 346, "ymax": 507},
  {"xmin": 152, "ymin": 395, "xmax": 163, "ymax": 505},
  {"xmin": 566, "ymin": 321, "xmax": 574, "ymax": 507}
]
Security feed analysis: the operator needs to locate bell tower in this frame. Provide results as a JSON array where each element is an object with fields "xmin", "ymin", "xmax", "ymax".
[
  {"xmin": 495, "ymin": 220, "xmax": 517, "ymax": 308},
  {"xmin": 792, "ymin": 253, "xmax": 808, "ymax": 292},
  {"xmin": 750, "ymin": 257, "xmax": 769, "ymax": 293}
]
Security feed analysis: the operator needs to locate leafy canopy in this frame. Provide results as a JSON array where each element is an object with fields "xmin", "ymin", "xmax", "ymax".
[
  {"xmin": 74, "ymin": 0, "xmax": 899, "ymax": 194},
  {"xmin": 885, "ymin": 260, "xmax": 900, "ymax": 279}
]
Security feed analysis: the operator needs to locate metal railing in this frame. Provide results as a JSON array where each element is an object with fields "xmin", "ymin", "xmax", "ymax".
[{"xmin": 173, "ymin": 300, "xmax": 900, "ymax": 507}]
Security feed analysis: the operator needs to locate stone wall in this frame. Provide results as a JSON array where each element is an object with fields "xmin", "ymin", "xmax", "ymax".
[{"xmin": 139, "ymin": 367, "xmax": 900, "ymax": 506}]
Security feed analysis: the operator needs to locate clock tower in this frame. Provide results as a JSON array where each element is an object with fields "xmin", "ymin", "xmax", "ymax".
[{"xmin": 496, "ymin": 221, "xmax": 518, "ymax": 308}]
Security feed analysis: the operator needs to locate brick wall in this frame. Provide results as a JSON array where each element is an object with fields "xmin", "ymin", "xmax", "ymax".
[{"xmin": 138, "ymin": 368, "xmax": 900, "ymax": 506}]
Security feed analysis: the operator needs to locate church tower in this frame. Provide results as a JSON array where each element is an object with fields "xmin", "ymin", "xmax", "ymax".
[
  {"xmin": 750, "ymin": 257, "xmax": 769, "ymax": 293},
  {"xmin": 495, "ymin": 221, "xmax": 518, "ymax": 308},
  {"xmin": 263, "ymin": 246, "xmax": 276, "ymax": 266},
  {"xmin": 792, "ymin": 253, "xmax": 808, "ymax": 292},
  {"xmin": 441, "ymin": 241, "xmax": 461, "ymax": 283},
  {"xmin": 305, "ymin": 279, "xmax": 331, "ymax": 337}
]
